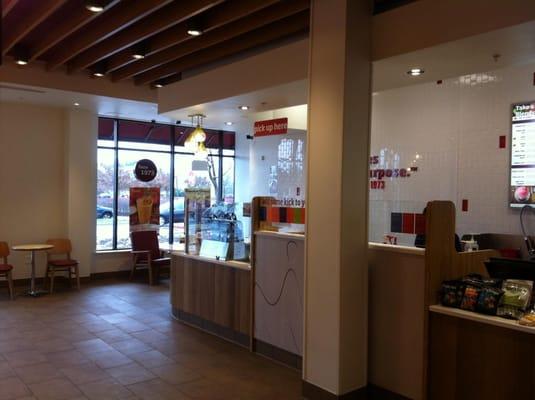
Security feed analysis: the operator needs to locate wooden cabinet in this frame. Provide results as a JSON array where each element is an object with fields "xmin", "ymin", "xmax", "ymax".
[
  {"xmin": 171, "ymin": 254, "xmax": 251, "ymax": 347},
  {"xmin": 429, "ymin": 312, "xmax": 534, "ymax": 399}
]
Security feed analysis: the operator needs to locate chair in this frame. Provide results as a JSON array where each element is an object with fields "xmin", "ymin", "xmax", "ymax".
[
  {"xmin": 45, "ymin": 239, "xmax": 80, "ymax": 293},
  {"xmin": 130, "ymin": 230, "xmax": 170, "ymax": 285},
  {"xmin": 0, "ymin": 242, "xmax": 14, "ymax": 300}
]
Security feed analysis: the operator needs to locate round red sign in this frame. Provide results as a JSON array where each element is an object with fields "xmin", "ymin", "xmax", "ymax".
[{"xmin": 134, "ymin": 159, "xmax": 157, "ymax": 182}]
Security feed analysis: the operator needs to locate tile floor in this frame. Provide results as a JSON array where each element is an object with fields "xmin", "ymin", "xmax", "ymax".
[{"xmin": 0, "ymin": 279, "xmax": 302, "ymax": 399}]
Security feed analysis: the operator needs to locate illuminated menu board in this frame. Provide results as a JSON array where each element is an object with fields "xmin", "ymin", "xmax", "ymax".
[{"xmin": 511, "ymin": 102, "xmax": 535, "ymax": 207}]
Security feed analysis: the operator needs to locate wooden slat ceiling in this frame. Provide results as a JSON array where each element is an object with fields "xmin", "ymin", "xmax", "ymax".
[{"xmin": 1, "ymin": 0, "xmax": 311, "ymax": 88}]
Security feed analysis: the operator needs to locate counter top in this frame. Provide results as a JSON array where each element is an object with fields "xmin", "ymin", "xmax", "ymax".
[
  {"xmin": 368, "ymin": 242, "xmax": 425, "ymax": 256},
  {"xmin": 171, "ymin": 251, "xmax": 251, "ymax": 271},
  {"xmin": 429, "ymin": 304, "xmax": 535, "ymax": 335},
  {"xmin": 254, "ymin": 230, "xmax": 305, "ymax": 241}
]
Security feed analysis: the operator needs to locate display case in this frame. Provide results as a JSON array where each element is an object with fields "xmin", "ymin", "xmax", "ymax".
[
  {"xmin": 199, "ymin": 203, "xmax": 248, "ymax": 261},
  {"xmin": 184, "ymin": 188, "xmax": 211, "ymax": 255}
]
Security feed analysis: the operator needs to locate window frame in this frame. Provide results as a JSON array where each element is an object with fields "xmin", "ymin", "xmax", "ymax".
[{"xmin": 97, "ymin": 117, "xmax": 236, "ymax": 251}]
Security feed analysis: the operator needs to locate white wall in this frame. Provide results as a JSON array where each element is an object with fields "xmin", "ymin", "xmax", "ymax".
[
  {"xmin": 0, "ymin": 102, "xmax": 67, "ymax": 279},
  {"xmin": 370, "ymin": 62, "xmax": 535, "ymax": 245}
]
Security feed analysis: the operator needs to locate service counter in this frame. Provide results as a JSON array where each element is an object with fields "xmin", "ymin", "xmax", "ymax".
[
  {"xmin": 170, "ymin": 251, "xmax": 252, "ymax": 347},
  {"xmin": 368, "ymin": 243, "xmax": 426, "ymax": 400},
  {"xmin": 428, "ymin": 305, "xmax": 535, "ymax": 399}
]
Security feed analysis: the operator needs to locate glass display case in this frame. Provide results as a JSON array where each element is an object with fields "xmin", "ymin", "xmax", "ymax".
[
  {"xmin": 199, "ymin": 203, "xmax": 248, "ymax": 261},
  {"xmin": 184, "ymin": 188, "xmax": 211, "ymax": 255}
]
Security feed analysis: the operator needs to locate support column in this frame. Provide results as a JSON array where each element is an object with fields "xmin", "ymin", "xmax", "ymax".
[
  {"xmin": 65, "ymin": 109, "xmax": 98, "ymax": 277},
  {"xmin": 303, "ymin": 0, "xmax": 372, "ymax": 397}
]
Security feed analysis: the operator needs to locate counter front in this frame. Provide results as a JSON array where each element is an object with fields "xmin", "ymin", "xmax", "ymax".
[{"xmin": 170, "ymin": 251, "xmax": 252, "ymax": 348}]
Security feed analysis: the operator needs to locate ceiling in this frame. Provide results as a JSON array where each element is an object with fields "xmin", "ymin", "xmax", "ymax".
[
  {"xmin": 373, "ymin": 19, "xmax": 535, "ymax": 92},
  {"xmin": 1, "ymin": 0, "xmax": 310, "ymax": 88}
]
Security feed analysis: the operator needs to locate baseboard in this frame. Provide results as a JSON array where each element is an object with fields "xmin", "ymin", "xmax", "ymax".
[
  {"xmin": 0, "ymin": 269, "xmax": 135, "ymax": 289},
  {"xmin": 302, "ymin": 382, "xmax": 409, "ymax": 400},
  {"xmin": 254, "ymin": 339, "xmax": 302, "ymax": 370},
  {"xmin": 172, "ymin": 307, "xmax": 250, "ymax": 348}
]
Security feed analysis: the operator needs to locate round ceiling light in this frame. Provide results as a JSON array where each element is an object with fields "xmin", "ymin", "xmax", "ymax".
[
  {"xmin": 225, "ymin": 122, "xmax": 233, "ymax": 126},
  {"xmin": 132, "ymin": 53, "xmax": 145, "ymax": 60},
  {"xmin": 408, "ymin": 68, "xmax": 424, "ymax": 76},
  {"xmin": 93, "ymin": 72, "xmax": 104, "ymax": 77},
  {"xmin": 85, "ymin": 1, "xmax": 106, "ymax": 12},
  {"xmin": 238, "ymin": 105, "xmax": 249, "ymax": 111},
  {"xmin": 15, "ymin": 59, "xmax": 28, "ymax": 66},
  {"xmin": 154, "ymin": 83, "xmax": 163, "ymax": 88}
]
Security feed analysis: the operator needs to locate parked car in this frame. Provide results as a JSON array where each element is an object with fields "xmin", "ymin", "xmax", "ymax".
[
  {"xmin": 97, "ymin": 205, "xmax": 113, "ymax": 219},
  {"xmin": 159, "ymin": 200, "xmax": 185, "ymax": 225}
]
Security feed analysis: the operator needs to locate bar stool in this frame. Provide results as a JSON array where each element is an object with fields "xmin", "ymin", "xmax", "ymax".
[{"xmin": 0, "ymin": 242, "xmax": 14, "ymax": 300}]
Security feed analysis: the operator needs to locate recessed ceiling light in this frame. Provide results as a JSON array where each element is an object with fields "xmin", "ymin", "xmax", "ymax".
[
  {"xmin": 74, "ymin": 102, "xmax": 80, "ymax": 106},
  {"xmin": 238, "ymin": 105, "xmax": 249, "ymax": 111},
  {"xmin": 85, "ymin": 1, "xmax": 106, "ymax": 12},
  {"xmin": 154, "ymin": 83, "xmax": 163, "ymax": 88},
  {"xmin": 132, "ymin": 53, "xmax": 145, "ymax": 60},
  {"xmin": 187, "ymin": 29, "xmax": 202, "ymax": 36},
  {"xmin": 15, "ymin": 59, "xmax": 28, "ymax": 66},
  {"xmin": 225, "ymin": 122, "xmax": 233, "ymax": 126},
  {"xmin": 408, "ymin": 68, "xmax": 424, "ymax": 76},
  {"xmin": 93, "ymin": 72, "xmax": 104, "ymax": 77}
]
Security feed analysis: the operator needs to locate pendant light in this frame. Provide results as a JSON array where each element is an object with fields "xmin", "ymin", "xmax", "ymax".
[{"xmin": 185, "ymin": 114, "xmax": 207, "ymax": 155}]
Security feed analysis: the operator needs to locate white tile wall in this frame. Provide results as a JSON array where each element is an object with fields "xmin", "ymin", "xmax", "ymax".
[{"xmin": 370, "ymin": 63, "xmax": 535, "ymax": 245}]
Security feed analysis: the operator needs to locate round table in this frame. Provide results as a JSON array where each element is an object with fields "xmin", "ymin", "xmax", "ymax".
[{"xmin": 12, "ymin": 244, "xmax": 54, "ymax": 297}]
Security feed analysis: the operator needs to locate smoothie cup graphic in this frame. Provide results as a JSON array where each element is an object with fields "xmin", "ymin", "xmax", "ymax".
[{"xmin": 136, "ymin": 195, "xmax": 153, "ymax": 224}]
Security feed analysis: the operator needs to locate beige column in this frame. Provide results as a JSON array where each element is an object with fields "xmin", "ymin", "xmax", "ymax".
[{"xmin": 304, "ymin": 0, "xmax": 371, "ymax": 397}]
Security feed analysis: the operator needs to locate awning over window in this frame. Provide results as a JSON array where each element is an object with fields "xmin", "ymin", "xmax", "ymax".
[{"xmin": 98, "ymin": 118, "xmax": 235, "ymax": 150}]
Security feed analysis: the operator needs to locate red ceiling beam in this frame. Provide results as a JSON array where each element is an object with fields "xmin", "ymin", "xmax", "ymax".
[
  {"xmin": 104, "ymin": 0, "xmax": 282, "ymax": 74},
  {"xmin": 45, "ymin": 0, "xmax": 173, "ymax": 70},
  {"xmin": 112, "ymin": 0, "xmax": 309, "ymax": 82},
  {"xmin": 2, "ymin": 0, "xmax": 68, "ymax": 56},
  {"xmin": 28, "ymin": 0, "xmax": 121, "ymax": 61},
  {"xmin": 66, "ymin": 0, "xmax": 223, "ymax": 73},
  {"xmin": 134, "ymin": 10, "xmax": 310, "ymax": 86}
]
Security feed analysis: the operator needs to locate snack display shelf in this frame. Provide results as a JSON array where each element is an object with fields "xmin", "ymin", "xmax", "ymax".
[
  {"xmin": 429, "ymin": 304, "xmax": 535, "ymax": 335},
  {"xmin": 368, "ymin": 242, "xmax": 425, "ymax": 256},
  {"xmin": 170, "ymin": 250, "xmax": 250, "ymax": 271}
]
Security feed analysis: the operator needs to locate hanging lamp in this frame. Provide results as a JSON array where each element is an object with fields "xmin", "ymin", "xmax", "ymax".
[{"xmin": 185, "ymin": 114, "xmax": 207, "ymax": 155}]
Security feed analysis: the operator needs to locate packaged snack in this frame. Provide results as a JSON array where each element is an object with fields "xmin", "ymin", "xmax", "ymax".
[
  {"xmin": 482, "ymin": 278, "xmax": 502, "ymax": 288},
  {"xmin": 440, "ymin": 280, "xmax": 465, "ymax": 308},
  {"xmin": 460, "ymin": 285, "xmax": 481, "ymax": 311},
  {"xmin": 497, "ymin": 280, "xmax": 533, "ymax": 320},
  {"xmin": 476, "ymin": 286, "xmax": 503, "ymax": 315},
  {"xmin": 519, "ymin": 310, "xmax": 535, "ymax": 326}
]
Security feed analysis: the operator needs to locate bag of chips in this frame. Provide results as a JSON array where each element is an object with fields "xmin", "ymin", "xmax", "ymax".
[
  {"xmin": 440, "ymin": 280, "xmax": 465, "ymax": 308},
  {"xmin": 460, "ymin": 285, "xmax": 481, "ymax": 311},
  {"xmin": 476, "ymin": 286, "xmax": 503, "ymax": 315}
]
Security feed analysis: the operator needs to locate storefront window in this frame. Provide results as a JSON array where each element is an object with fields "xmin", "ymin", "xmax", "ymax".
[{"xmin": 96, "ymin": 117, "xmax": 235, "ymax": 250}]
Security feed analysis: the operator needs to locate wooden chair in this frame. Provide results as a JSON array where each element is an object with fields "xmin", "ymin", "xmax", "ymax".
[
  {"xmin": 0, "ymin": 242, "xmax": 14, "ymax": 300},
  {"xmin": 130, "ymin": 230, "xmax": 170, "ymax": 285},
  {"xmin": 45, "ymin": 239, "xmax": 80, "ymax": 293}
]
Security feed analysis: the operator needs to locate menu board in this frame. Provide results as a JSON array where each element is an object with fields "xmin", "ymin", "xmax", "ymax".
[{"xmin": 511, "ymin": 102, "xmax": 535, "ymax": 207}]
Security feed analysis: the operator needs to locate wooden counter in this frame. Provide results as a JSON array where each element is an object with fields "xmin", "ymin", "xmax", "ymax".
[
  {"xmin": 428, "ymin": 305, "xmax": 535, "ymax": 399},
  {"xmin": 170, "ymin": 252, "xmax": 252, "ymax": 348}
]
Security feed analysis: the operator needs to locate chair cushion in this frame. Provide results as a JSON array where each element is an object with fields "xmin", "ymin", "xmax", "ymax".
[
  {"xmin": 49, "ymin": 259, "xmax": 78, "ymax": 267},
  {"xmin": 0, "ymin": 264, "xmax": 13, "ymax": 272}
]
